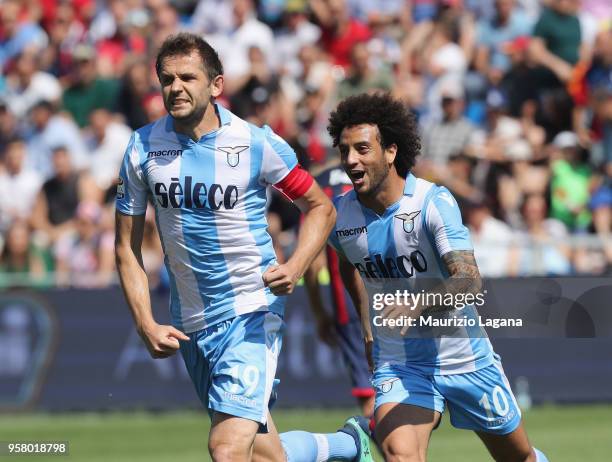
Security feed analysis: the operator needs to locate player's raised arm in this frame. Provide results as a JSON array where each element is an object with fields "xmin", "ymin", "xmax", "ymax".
[{"xmin": 115, "ymin": 211, "xmax": 188, "ymax": 358}]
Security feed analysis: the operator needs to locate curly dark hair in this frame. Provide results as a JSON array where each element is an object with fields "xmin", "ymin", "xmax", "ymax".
[
  {"xmin": 327, "ymin": 93, "xmax": 421, "ymax": 177},
  {"xmin": 155, "ymin": 32, "xmax": 223, "ymax": 82}
]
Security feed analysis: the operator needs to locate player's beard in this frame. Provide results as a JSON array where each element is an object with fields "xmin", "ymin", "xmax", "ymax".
[
  {"xmin": 361, "ymin": 160, "xmax": 390, "ymax": 198},
  {"xmin": 172, "ymin": 100, "xmax": 208, "ymax": 124}
]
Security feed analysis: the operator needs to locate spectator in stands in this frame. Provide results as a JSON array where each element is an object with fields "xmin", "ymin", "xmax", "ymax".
[
  {"xmin": 508, "ymin": 193, "xmax": 572, "ymax": 276},
  {"xmin": 150, "ymin": 1, "xmax": 183, "ymax": 50},
  {"xmin": 86, "ymin": 109, "xmax": 132, "ymax": 199},
  {"xmin": 549, "ymin": 131, "xmax": 594, "ymax": 231},
  {"xmin": 0, "ymin": 138, "xmax": 42, "ymax": 233},
  {"xmin": 39, "ymin": 0, "xmax": 86, "ymax": 81},
  {"xmin": 0, "ymin": 103, "xmax": 18, "ymax": 154},
  {"xmin": 189, "ymin": 0, "xmax": 234, "ymax": 36},
  {"xmin": 335, "ymin": 41, "xmax": 394, "ymax": 100},
  {"xmin": 24, "ymin": 100, "xmax": 88, "ymax": 180},
  {"xmin": 348, "ymin": 0, "xmax": 409, "ymax": 30},
  {"xmin": 499, "ymin": 36, "xmax": 541, "ymax": 119},
  {"xmin": 95, "ymin": 3, "xmax": 149, "ymax": 78},
  {"xmin": 117, "ymin": 59, "xmax": 157, "ymax": 130},
  {"xmin": 30, "ymin": 146, "xmax": 97, "ymax": 243},
  {"xmin": 227, "ymin": 46, "xmax": 280, "ymax": 119},
  {"xmin": 2, "ymin": 50, "xmax": 62, "ymax": 119},
  {"xmin": 0, "ymin": 0, "xmax": 48, "ymax": 71},
  {"xmin": 441, "ymin": 153, "xmax": 485, "ymax": 209},
  {"xmin": 0, "ymin": 219, "xmax": 49, "ymax": 288},
  {"xmin": 142, "ymin": 93, "xmax": 166, "ymax": 124},
  {"xmin": 466, "ymin": 199, "xmax": 515, "ymax": 278},
  {"xmin": 474, "ymin": 0, "xmax": 533, "ymax": 87},
  {"xmin": 209, "ymin": 0, "xmax": 275, "ymax": 83},
  {"xmin": 310, "ymin": 0, "xmax": 371, "ymax": 69},
  {"xmin": 54, "ymin": 201, "xmax": 114, "ymax": 288},
  {"xmin": 62, "ymin": 44, "xmax": 119, "ymax": 128},
  {"xmin": 421, "ymin": 78, "xmax": 475, "ymax": 180},
  {"xmin": 530, "ymin": 0, "xmax": 583, "ymax": 85},
  {"xmin": 274, "ymin": 0, "xmax": 321, "ymax": 80}
]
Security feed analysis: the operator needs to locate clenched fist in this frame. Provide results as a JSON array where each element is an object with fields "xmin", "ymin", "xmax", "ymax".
[{"xmin": 262, "ymin": 264, "xmax": 300, "ymax": 295}]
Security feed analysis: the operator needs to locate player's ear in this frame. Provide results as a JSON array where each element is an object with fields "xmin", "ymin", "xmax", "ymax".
[
  {"xmin": 210, "ymin": 74, "xmax": 224, "ymax": 98},
  {"xmin": 384, "ymin": 143, "xmax": 398, "ymax": 166}
]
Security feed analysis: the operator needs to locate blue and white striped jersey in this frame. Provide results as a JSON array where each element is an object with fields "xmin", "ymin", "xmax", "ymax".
[
  {"xmin": 116, "ymin": 104, "xmax": 297, "ymax": 333},
  {"xmin": 329, "ymin": 173, "xmax": 495, "ymax": 375}
]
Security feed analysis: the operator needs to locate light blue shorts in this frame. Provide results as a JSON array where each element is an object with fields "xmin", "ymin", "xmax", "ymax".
[
  {"xmin": 179, "ymin": 311, "xmax": 283, "ymax": 431},
  {"xmin": 373, "ymin": 356, "xmax": 522, "ymax": 435}
]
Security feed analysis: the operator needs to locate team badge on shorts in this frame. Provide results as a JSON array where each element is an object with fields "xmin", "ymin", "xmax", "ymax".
[
  {"xmin": 394, "ymin": 211, "xmax": 420, "ymax": 233},
  {"xmin": 218, "ymin": 146, "xmax": 249, "ymax": 167},
  {"xmin": 379, "ymin": 378, "xmax": 400, "ymax": 394}
]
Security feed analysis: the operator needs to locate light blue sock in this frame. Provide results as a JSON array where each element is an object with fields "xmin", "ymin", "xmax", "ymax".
[
  {"xmin": 534, "ymin": 448, "xmax": 549, "ymax": 462},
  {"xmin": 280, "ymin": 430, "xmax": 357, "ymax": 462}
]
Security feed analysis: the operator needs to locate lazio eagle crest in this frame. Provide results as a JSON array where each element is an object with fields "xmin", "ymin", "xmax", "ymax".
[
  {"xmin": 218, "ymin": 146, "xmax": 248, "ymax": 167},
  {"xmin": 394, "ymin": 211, "xmax": 421, "ymax": 233}
]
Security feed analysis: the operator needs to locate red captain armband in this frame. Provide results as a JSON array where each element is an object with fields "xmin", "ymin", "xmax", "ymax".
[{"xmin": 273, "ymin": 165, "xmax": 314, "ymax": 201}]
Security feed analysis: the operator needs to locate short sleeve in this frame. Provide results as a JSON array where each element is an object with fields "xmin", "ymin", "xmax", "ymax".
[
  {"xmin": 532, "ymin": 11, "xmax": 549, "ymax": 40},
  {"xmin": 424, "ymin": 186, "xmax": 472, "ymax": 257},
  {"xmin": 260, "ymin": 125, "xmax": 299, "ymax": 185},
  {"xmin": 116, "ymin": 133, "xmax": 148, "ymax": 215}
]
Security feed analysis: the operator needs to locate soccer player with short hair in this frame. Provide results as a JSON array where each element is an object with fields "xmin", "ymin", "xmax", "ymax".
[
  {"xmin": 326, "ymin": 93, "xmax": 550, "ymax": 462},
  {"xmin": 115, "ymin": 33, "xmax": 373, "ymax": 462}
]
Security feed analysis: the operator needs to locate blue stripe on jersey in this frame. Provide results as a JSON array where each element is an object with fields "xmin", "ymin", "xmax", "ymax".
[
  {"xmin": 179, "ymin": 134, "xmax": 236, "ymax": 323},
  {"xmin": 153, "ymin": 208, "xmax": 184, "ymax": 330},
  {"xmin": 137, "ymin": 123, "xmax": 155, "ymax": 160},
  {"xmin": 264, "ymin": 125, "xmax": 298, "ymax": 171},
  {"xmin": 247, "ymin": 124, "xmax": 282, "ymax": 310},
  {"xmin": 117, "ymin": 137, "xmax": 134, "ymax": 208}
]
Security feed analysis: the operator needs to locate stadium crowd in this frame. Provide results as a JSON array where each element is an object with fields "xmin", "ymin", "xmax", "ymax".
[{"xmin": 0, "ymin": 0, "xmax": 610, "ymax": 288}]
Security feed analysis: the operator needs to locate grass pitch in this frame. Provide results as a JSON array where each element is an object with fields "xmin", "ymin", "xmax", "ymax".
[{"xmin": 0, "ymin": 405, "xmax": 610, "ymax": 461}]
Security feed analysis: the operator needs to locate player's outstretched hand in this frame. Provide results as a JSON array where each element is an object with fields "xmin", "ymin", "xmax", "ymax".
[
  {"xmin": 262, "ymin": 264, "xmax": 299, "ymax": 295},
  {"xmin": 139, "ymin": 323, "xmax": 190, "ymax": 359}
]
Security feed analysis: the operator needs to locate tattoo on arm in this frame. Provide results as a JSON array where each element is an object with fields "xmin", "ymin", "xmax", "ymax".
[
  {"xmin": 424, "ymin": 251, "xmax": 482, "ymax": 313},
  {"xmin": 442, "ymin": 250, "xmax": 482, "ymax": 296},
  {"xmin": 442, "ymin": 250, "xmax": 481, "ymax": 284}
]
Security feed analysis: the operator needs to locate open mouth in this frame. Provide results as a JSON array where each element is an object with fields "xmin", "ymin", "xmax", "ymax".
[{"xmin": 349, "ymin": 171, "xmax": 366, "ymax": 183}]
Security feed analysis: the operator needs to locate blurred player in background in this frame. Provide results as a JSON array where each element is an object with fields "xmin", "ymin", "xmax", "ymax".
[
  {"xmin": 115, "ymin": 33, "xmax": 373, "ymax": 462},
  {"xmin": 304, "ymin": 160, "xmax": 375, "ymax": 418},
  {"xmin": 326, "ymin": 93, "xmax": 550, "ymax": 462}
]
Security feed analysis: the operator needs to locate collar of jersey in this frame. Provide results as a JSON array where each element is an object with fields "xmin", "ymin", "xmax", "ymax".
[
  {"xmin": 403, "ymin": 172, "xmax": 416, "ymax": 196},
  {"xmin": 167, "ymin": 102, "xmax": 231, "ymax": 144}
]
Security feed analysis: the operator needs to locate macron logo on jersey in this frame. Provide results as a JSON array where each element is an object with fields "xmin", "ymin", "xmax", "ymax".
[
  {"xmin": 336, "ymin": 226, "xmax": 368, "ymax": 237},
  {"xmin": 147, "ymin": 149, "xmax": 183, "ymax": 159}
]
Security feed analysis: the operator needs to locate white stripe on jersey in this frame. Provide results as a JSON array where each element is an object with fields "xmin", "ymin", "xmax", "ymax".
[{"xmin": 213, "ymin": 115, "xmax": 269, "ymax": 314}]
